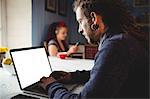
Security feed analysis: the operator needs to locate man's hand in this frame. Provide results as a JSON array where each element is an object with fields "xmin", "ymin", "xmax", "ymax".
[
  {"xmin": 39, "ymin": 71, "xmax": 72, "ymax": 90},
  {"xmin": 50, "ymin": 71, "xmax": 72, "ymax": 83},
  {"xmin": 39, "ymin": 76, "xmax": 56, "ymax": 90}
]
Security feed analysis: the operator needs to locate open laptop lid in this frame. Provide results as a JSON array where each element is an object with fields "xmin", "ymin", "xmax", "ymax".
[{"xmin": 10, "ymin": 46, "xmax": 52, "ymax": 91}]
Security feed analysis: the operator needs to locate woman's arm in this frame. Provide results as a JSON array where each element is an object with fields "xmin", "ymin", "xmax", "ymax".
[
  {"xmin": 48, "ymin": 45, "xmax": 58, "ymax": 56},
  {"xmin": 49, "ymin": 45, "xmax": 68, "ymax": 57},
  {"xmin": 48, "ymin": 44, "xmax": 79, "ymax": 57},
  {"xmin": 67, "ymin": 45, "xmax": 79, "ymax": 56}
]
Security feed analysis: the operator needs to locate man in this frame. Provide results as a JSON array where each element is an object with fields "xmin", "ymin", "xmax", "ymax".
[{"xmin": 40, "ymin": 0, "xmax": 149, "ymax": 98}]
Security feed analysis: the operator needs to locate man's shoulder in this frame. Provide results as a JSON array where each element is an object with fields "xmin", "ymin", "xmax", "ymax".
[
  {"xmin": 104, "ymin": 33, "xmax": 137, "ymax": 45},
  {"xmin": 100, "ymin": 33, "xmax": 145, "ymax": 56},
  {"xmin": 100, "ymin": 33, "xmax": 142, "ymax": 53},
  {"xmin": 101, "ymin": 34, "xmax": 124, "ymax": 48},
  {"xmin": 107, "ymin": 33, "xmax": 128, "ymax": 41}
]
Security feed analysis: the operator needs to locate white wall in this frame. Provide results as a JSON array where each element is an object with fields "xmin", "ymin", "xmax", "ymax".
[
  {"xmin": 0, "ymin": 0, "xmax": 7, "ymax": 47},
  {"xmin": 1, "ymin": 0, "xmax": 7, "ymax": 47},
  {"xmin": 6, "ymin": 0, "xmax": 32, "ymax": 49}
]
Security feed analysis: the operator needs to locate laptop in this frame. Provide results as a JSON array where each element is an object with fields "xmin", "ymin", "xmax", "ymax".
[{"xmin": 10, "ymin": 46, "xmax": 78, "ymax": 98}]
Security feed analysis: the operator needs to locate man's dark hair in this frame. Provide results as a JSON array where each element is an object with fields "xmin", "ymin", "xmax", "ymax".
[{"xmin": 73, "ymin": 0, "xmax": 148, "ymax": 49}]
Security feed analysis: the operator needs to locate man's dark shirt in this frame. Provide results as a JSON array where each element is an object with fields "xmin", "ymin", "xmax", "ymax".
[{"xmin": 46, "ymin": 30, "xmax": 149, "ymax": 98}]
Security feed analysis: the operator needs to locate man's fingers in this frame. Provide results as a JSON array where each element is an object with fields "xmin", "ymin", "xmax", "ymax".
[
  {"xmin": 60, "ymin": 71, "xmax": 68, "ymax": 76},
  {"xmin": 38, "ymin": 82, "xmax": 46, "ymax": 89},
  {"xmin": 40, "ymin": 76, "xmax": 47, "ymax": 82}
]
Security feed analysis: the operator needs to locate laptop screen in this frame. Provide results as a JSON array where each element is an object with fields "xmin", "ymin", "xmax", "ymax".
[{"xmin": 11, "ymin": 47, "xmax": 52, "ymax": 89}]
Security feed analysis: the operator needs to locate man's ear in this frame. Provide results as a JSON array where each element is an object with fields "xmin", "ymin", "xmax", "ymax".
[{"xmin": 90, "ymin": 12, "xmax": 97, "ymax": 24}]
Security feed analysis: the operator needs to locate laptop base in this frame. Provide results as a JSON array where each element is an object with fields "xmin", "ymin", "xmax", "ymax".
[{"xmin": 11, "ymin": 94, "xmax": 40, "ymax": 99}]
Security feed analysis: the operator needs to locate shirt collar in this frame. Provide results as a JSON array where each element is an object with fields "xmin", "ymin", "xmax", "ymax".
[{"xmin": 98, "ymin": 27, "xmax": 109, "ymax": 51}]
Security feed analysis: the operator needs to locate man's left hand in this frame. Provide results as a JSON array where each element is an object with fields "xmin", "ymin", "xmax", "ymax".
[{"xmin": 39, "ymin": 76, "xmax": 56, "ymax": 90}]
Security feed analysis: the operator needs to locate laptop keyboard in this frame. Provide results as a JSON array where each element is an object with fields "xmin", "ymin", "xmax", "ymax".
[{"xmin": 24, "ymin": 82, "xmax": 47, "ymax": 95}]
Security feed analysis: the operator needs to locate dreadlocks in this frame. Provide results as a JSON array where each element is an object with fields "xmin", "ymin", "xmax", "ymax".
[{"xmin": 73, "ymin": 0, "xmax": 148, "ymax": 49}]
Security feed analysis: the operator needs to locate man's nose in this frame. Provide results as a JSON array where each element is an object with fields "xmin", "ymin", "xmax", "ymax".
[{"xmin": 78, "ymin": 26, "xmax": 83, "ymax": 35}]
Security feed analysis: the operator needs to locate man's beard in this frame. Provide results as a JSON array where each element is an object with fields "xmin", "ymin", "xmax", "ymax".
[
  {"xmin": 84, "ymin": 20, "xmax": 103, "ymax": 45},
  {"xmin": 87, "ymin": 30, "xmax": 102, "ymax": 45},
  {"xmin": 85, "ymin": 22, "xmax": 101, "ymax": 44}
]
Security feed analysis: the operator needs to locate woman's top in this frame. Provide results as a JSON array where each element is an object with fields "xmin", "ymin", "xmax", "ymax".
[{"xmin": 48, "ymin": 39, "xmax": 69, "ymax": 53}]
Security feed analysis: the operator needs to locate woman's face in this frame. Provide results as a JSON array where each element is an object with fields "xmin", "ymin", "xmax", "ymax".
[{"xmin": 56, "ymin": 27, "xmax": 68, "ymax": 41}]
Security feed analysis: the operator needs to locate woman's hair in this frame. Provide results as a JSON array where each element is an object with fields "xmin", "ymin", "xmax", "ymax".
[
  {"xmin": 46, "ymin": 21, "xmax": 67, "ymax": 42},
  {"xmin": 73, "ymin": 0, "xmax": 148, "ymax": 49}
]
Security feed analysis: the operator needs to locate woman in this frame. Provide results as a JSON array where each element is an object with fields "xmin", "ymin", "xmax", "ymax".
[{"xmin": 46, "ymin": 21, "xmax": 78, "ymax": 56}]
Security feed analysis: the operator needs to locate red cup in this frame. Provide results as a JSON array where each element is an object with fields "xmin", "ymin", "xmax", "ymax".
[{"xmin": 58, "ymin": 53, "xmax": 67, "ymax": 59}]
